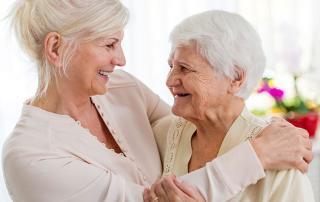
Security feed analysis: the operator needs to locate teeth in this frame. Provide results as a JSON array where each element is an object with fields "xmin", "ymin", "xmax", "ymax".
[{"xmin": 99, "ymin": 70, "xmax": 112, "ymax": 77}]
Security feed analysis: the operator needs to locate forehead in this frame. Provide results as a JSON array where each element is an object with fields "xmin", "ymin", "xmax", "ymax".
[
  {"xmin": 170, "ymin": 45, "xmax": 209, "ymax": 65},
  {"xmin": 96, "ymin": 31, "xmax": 124, "ymax": 42}
]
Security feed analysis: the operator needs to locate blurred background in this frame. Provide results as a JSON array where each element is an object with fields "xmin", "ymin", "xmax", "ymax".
[{"xmin": 1, "ymin": 0, "xmax": 320, "ymax": 201}]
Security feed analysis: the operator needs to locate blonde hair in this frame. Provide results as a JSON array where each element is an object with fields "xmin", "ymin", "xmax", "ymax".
[{"xmin": 10, "ymin": 0, "xmax": 129, "ymax": 98}]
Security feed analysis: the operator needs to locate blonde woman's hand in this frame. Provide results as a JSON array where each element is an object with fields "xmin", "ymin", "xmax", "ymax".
[
  {"xmin": 143, "ymin": 174, "xmax": 205, "ymax": 202},
  {"xmin": 251, "ymin": 119, "xmax": 312, "ymax": 173}
]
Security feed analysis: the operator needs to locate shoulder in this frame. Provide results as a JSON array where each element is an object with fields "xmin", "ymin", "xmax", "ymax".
[
  {"xmin": 241, "ymin": 107, "xmax": 270, "ymax": 127},
  {"xmin": 3, "ymin": 121, "xmax": 51, "ymax": 164},
  {"xmin": 252, "ymin": 169, "xmax": 313, "ymax": 201},
  {"xmin": 152, "ymin": 115, "xmax": 176, "ymax": 132},
  {"xmin": 241, "ymin": 108, "xmax": 271, "ymax": 139},
  {"xmin": 238, "ymin": 169, "xmax": 314, "ymax": 201},
  {"xmin": 265, "ymin": 169, "xmax": 312, "ymax": 188},
  {"xmin": 2, "ymin": 105, "xmax": 70, "ymax": 171}
]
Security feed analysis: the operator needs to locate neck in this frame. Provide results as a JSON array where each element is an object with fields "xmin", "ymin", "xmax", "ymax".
[
  {"xmin": 192, "ymin": 97, "xmax": 245, "ymax": 142},
  {"xmin": 30, "ymin": 80, "xmax": 93, "ymax": 122}
]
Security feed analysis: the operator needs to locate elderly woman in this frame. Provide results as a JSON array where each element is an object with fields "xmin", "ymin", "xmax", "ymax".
[
  {"xmin": 2, "ymin": 1, "xmax": 312, "ymax": 202},
  {"xmin": 146, "ymin": 10, "xmax": 315, "ymax": 202}
]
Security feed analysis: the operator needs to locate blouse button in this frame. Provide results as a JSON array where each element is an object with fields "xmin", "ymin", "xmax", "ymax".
[
  {"xmin": 100, "ymin": 112, "xmax": 104, "ymax": 117},
  {"xmin": 76, "ymin": 121, "xmax": 81, "ymax": 125},
  {"xmin": 111, "ymin": 129, "xmax": 116, "ymax": 134},
  {"xmin": 97, "ymin": 105, "xmax": 101, "ymax": 109}
]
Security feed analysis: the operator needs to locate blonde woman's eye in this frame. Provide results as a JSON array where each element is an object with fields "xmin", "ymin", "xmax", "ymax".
[{"xmin": 105, "ymin": 43, "xmax": 115, "ymax": 49}]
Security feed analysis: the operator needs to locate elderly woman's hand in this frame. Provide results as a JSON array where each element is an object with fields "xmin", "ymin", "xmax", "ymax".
[
  {"xmin": 251, "ymin": 118, "xmax": 313, "ymax": 173},
  {"xmin": 143, "ymin": 174, "xmax": 205, "ymax": 202}
]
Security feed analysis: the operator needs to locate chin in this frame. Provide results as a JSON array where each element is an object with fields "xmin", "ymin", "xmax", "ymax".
[
  {"xmin": 171, "ymin": 105, "xmax": 185, "ymax": 117},
  {"xmin": 92, "ymin": 87, "xmax": 108, "ymax": 96}
]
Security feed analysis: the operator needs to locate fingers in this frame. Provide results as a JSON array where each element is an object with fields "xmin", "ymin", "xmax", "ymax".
[
  {"xmin": 143, "ymin": 188, "xmax": 158, "ymax": 202},
  {"xmin": 143, "ymin": 189, "xmax": 148, "ymax": 202},
  {"xmin": 294, "ymin": 158, "xmax": 309, "ymax": 173},
  {"xmin": 302, "ymin": 134, "xmax": 312, "ymax": 151},
  {"xmin": 148, "ymin": 176, "xmax": 177, "ymax": 202},
  {"xmin": 303, "ymin": 148, "xmax": 313, "ymax": 164},
  {"xmin": 174, "ymin": 178, "xmax": 202, "ymax": 199},
  {"xmin": 160, "ymin": 175, "xmax": 184, "ymax": 201},
  {"xmin": 297, "ymin": 128, "xmax": 309, "ymax": 139},
  {"xmin": 160, "ymin": 175, "xmax": 205, "ymax": 201},
  {"xmin": 252, "ymin": 121, "xmax": 314, "ymax": 171},
  {"xmin": 154, "ymin": 181, "xmax": 168, "ymax": 202}
]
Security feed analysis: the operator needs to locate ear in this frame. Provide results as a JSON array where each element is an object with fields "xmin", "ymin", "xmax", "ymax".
[
  {"xmin": 228, "ymin": 66, "xmax": 246, "ymax": 94},
  {"xmin": 43, "ymin": 32, "xmax": 63, "ymax": 68}
]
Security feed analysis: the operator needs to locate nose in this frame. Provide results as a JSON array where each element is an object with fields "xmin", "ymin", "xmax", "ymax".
[
  {"xmin": 112, "ymin": 45, "xmax": 126, "ymax": 67},
  {"xmin": 166, "ymin": 68, "xmax": 181, "ymax": 88}
]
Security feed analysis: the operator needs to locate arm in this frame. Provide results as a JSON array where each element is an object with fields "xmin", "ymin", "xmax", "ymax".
[
  {"xmin": 179, "ymin": 141, "xmax": 263, "ymax": 201},
  {"xmin": 266, "ymin": 170, "xmax": 314, "ymax": 202},
  {"xmin": 134, "ymin": 74, "xmax": 171, "ymax": 125},
  {"xmin": 145, "ymin": 122, "xmax": 313, "ymax": 202},
  {"xmin": 3, "ymin": 152, "xmax": 146, "ymax": 202},
  {"xmin": 144, "ymin": 142, "xmax": 259, "ymax": 202}
]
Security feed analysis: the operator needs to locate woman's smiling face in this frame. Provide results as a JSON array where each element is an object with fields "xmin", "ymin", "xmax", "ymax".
[
  {"xmin": 166, "ymin": 45, "xmax": 232, "ymax": 121},
  {"xmin": 62, "ymin": 31, "xmax": 125, "ymax": 97}
]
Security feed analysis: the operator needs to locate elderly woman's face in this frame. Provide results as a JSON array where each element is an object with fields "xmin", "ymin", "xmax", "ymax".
[
  {"xmin": 166, "ymin": 45, "xmax": 231, "ymax": 120},
  {"xmin": 66, "ymin": 31, "xmax": 125, "ymax": 96}
]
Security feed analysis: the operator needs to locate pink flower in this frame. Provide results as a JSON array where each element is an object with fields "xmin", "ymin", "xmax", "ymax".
[
  {"xmin": 257, "ymin": 80, "xmax": 284, "ymax": 101},
  {"xmin": 268, "ymin": 88, "xmax": 284, "ymax": 101}
]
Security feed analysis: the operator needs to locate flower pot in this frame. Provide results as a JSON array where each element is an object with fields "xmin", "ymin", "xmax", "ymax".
[{"xmin": 286, "ymin": 112, "xmax": 319, "ymax": 138}]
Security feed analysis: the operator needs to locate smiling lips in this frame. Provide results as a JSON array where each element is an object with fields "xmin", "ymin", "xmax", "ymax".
[
  {"xmin": 98, "ymin": 70, "xmax": 112, "ymax": 80},
  {"xmin": 174, "ymin": 93, "xmax": 191, "ymax": 97}
]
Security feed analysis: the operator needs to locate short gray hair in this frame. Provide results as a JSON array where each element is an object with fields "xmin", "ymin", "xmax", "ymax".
[
  {"xmin": 169, "ymin": 10, "xmax": 266, "ymax": 99},
  {"xmin": 10, "ymin": 0, "xmax": 129, "ymax": 98}
]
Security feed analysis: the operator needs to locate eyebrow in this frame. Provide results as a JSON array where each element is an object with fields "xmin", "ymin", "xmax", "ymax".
[
  {"xmin": 109, "ymin": 38, "xmax": 119, "ymax": 42},
  {"xmin": 98, "ymin": 37, "xmax": 119, "ymax": 44},
  {"xmin": 176, "ymin": 60, "xmax": 193, "ymax": 68}
]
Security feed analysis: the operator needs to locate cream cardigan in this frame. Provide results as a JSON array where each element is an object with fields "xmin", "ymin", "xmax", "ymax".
[
  {"xmin": 3, "ymin": 70, "xmax": 265, "ymax": 202},
  {"xmin": 154, "ymin": 107, "xmax": 314, "ymax": 202}
]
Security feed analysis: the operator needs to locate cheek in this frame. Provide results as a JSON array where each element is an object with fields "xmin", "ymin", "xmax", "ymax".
[{"xmin": 188, "ymin": 74, "xmax": 213, "ymax": 103}]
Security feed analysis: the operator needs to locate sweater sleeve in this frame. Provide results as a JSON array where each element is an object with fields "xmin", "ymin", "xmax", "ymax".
[
  {"xmin": 132, "ymin": 73, "xmax": 171, "ymax": 125},
  {"xmin": 180, "ymin": 141, "xmax": 266, "ymax": 202},
  {"xmin": 3, "ymin": 151, "xmax": 145, "ymax": 202},
  {"xmin": 266, "ymin": 169, "xmax": 314, "ymax": 202}
]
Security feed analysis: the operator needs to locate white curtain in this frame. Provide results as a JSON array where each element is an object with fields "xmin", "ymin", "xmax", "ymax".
[{"xmin": 1, "ymin": 0, "xmax": 320, "ymax": 201}]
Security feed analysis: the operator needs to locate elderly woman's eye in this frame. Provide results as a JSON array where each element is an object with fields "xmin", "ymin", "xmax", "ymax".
[{"xmin": 181, "ymin": 66, "xmax": 190, "ymax": 72}]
